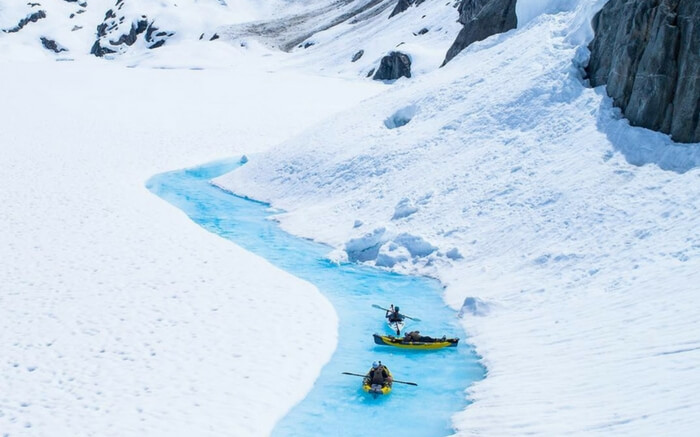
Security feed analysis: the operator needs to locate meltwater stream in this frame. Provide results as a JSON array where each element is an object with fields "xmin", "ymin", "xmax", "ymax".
[{"xmin": 147, "ymin": 159, "xmax": 485, "ymax": 436}]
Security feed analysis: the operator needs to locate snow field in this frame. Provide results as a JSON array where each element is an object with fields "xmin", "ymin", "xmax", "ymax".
[{"xmin": 0, "ymin": 59, "xmax": 380, "ymax": 436}]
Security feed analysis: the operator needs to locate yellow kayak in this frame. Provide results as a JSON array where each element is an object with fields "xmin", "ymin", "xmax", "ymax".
[
  {"xmin": 373, "ymin": 333, "xmax": 459, "ymax": 350},
  {"xmin": 362, "ymin": 367, "xmax": 393, "ymax": 395}
]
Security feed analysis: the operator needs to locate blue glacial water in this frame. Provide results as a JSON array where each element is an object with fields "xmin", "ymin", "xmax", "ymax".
[{"xmin": 146, "ymin": 158, "xmax": 485, "ymax": 437}]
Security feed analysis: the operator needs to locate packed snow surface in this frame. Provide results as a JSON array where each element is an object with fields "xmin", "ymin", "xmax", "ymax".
[{"xmin": 0, "ymin": 59, "xmax": 379, "ymax": 436}]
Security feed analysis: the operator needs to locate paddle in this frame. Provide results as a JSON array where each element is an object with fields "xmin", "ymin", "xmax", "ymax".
[
  {"xmin": 341, "ymin": 372, "xmax": 418, "ymax": 386},
  {"xmin": 371, "ymin": 304, "xmax": 422, "ymax": 322}
]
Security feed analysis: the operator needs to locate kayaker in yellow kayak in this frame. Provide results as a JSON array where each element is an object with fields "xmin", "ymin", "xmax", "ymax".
[{"xmin": 363, "ymin": 361, "xmax": 393, "ymax": 395}]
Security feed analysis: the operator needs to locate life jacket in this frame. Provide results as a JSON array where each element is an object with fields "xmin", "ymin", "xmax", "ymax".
[
  {"xmin": 370, "ymin": 366, "xmax": 387, "ymax": 385},
  {"xmin": 388, "ymin": 310, "xmax": 403, "ymax": 322}
]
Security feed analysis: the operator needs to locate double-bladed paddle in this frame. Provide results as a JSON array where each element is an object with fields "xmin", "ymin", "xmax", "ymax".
[
  {"xmin": 372, "ymin": 304, "xmax": 421, "ymax": 322},
  {"xmin": 341, "ymin": 371, "xmax": 418, "ymax": 386}
]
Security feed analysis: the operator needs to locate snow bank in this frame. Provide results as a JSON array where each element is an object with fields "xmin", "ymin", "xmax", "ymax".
[
  {"xmin": 216, "ymin": 3, "xmax": 700, "ymax": 435},
  {"xmin": 516, "ymin": 0, "xmax": 611, "ymax": 45}
]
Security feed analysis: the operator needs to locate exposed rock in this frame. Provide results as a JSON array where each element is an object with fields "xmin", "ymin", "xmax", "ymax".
[
  {"xmin": 587, "ymin": 0, "xmax": 699, "ymax": 143},
  {"xmin": 4, "ymin": 10, "xmax": 47, "ymax": 33},
  {"xmin": 415, "ymin": 27, "xmax": 429, "ymax": 35},
  {"xmin": 389, "ymin": 0, "xmax": 413, "ymax": 18},
  {"xmin": 373, "ymin": 51, "xmax": 411, "ymax": 80},
  {"xmin": 352, "ymin": 49, "xmax": 364, "ymax": 62},
  {"xmin": 442, "ymin": 0, "xmax": 517, "ymax": 65},
  {"xmin": 209, "ymin": 33, "xmax": 220, "ymax": 41},
  {"xmin": 456, "ymin": 0, "xmax": 492, "ymax": 25},
  {"xmin": 389, "ymin": 0, "xmax": 425, "ymax": 18},
  {"xmin": 109, "ymin": 19, "xmax": 148, "ymax": 46},
  {"xmin": 366, "ymin": 68, "xmax": 376, "ymax": 78},
  {"xmin": 90, "ymin": 40, "xmax": 116, "ymax": 57},
  {"xmin": 40, "ymin": 37, "xmax": 68, "ymax": 53},
  {"xmin": 91, "ymin": 3, "xmax": 172, "ymax": 57}
]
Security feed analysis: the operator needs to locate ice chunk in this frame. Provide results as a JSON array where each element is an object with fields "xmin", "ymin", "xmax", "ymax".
[
  {"xmin": 394, "ymin": 233, "xmax": 437, "ymax": 257},
  {"xmin": 391, "ymin": 198, "xmax": 418, "ymax": 220},
  {"xmin": 375, "ymin": 242, "xmax": 410, "ymax": 268},
  {"xmin": 458, "ymin": 297, "xmax": 490, "ymax": 317},
  {"xmin": 344, "ymin": 228, "xmax": 388, "ymax": 262}
]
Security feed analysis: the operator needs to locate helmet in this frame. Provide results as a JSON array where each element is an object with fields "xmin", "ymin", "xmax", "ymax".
[
  {"xmin": 372, "ymin": 361, "xmax": 379, "ymax": 369},
  {"xmin": 394, "ymin": 306, "xmax": 400, "ymax": 312}
]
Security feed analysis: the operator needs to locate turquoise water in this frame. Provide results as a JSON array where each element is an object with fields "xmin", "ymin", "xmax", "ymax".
[{"xmin": 146, "ymin": 159, "xmax": 485, "ymax": 436}]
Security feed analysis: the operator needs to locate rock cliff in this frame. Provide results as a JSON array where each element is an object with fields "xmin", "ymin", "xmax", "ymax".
[{"xmin": 587, "ymin": 0, "xmax": 699, "ymax": 143}]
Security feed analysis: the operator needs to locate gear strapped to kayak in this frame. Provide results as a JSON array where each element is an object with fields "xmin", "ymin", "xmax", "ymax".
[{"xmin": 373, "ymin": 332, "xmax": 459, "ymax": 350}]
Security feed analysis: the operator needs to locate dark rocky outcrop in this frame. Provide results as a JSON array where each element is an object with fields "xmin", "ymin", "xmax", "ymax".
[
  {"xmin": 389, "ymin": 0, "xmax": 426, "ymax": 19},
  {"xmin": 109, "ymin": 19, "xmax": 148, "ymax": 46},
  {"xmin": 352, "ymin": 49, "xmax": 364, "ymax": 62},
  {"xmin": 587, "ymin": 0, "xmax": 699, "ymax": 143},
  {"xmin": 91, "ymin": 3, "xmax": 173, "ymax": 57},
  {"xmin": 40, "ymin": 37, "xmax": 68, "ymax": 53},
  {"xmin": 389, "ymin": 0, "xmax": 413, "ymax": 17},
  {"xmin": 4, "ymin": 10, "xmax": 47, "ymax": 33},
  {"xmin": 442, "ymin": 0, "xmax": 517, "ymax": 65},
  {"xmin": 373, "ymin": 51, "xmax": 411, "ymax": 80}
]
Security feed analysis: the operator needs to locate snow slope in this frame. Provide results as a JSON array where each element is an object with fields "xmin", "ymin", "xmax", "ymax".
[
  {"xmin": 214, "ymin": 2, "xmax": 700, "ymax": 435},
  {"xmin": 0, "ymin": 0, "xmax": 332, "ymax": 60},
  {"xmin": 219, "ymin": 0, "xmax": 465, "ymax": 80},
  {"xmin": 0, "ymin": 59, "xmax": 379, "ymax": 436}
]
